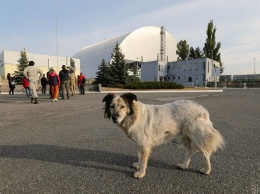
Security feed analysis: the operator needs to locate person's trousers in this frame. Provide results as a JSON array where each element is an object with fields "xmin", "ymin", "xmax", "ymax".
[
  {"xmin": 25, "ymin": 87, "xmax": 31, "ymax": 96},
  {"xmin": 29, "ymin": 80, "xmax": 38, "ymax": 98},
  {"xmin": 80, "ymin": 84, "xmax": 85, "ymax": 95},
  {"xmin": 61, "ymin": 80, "xmax": 70, "ymax": 98},
  {"xmin": 70, "ymin": 79, "xmax": 76, "ymax": 96},
  {"xmin": 42, "ymin": 85, "xmax": 46, "ymax": 93},
  {"xmin": 50, "ymin": 85, "xmax": 59, "ymax": 99}
]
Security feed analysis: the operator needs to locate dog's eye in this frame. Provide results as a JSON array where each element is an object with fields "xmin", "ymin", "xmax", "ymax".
[
  {"xmin": 120, "ymin": 105, "xmax": 125, "ymax": 109},
  {"xmin": 110, "ymin": 105, "xmax": 115, "ymax": 108}
]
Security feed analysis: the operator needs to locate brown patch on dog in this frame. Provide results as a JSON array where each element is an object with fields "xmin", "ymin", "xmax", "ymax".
[
  {"xmin": 102, "ymin": 93, "xmax": 115, "ymax": 119},
  {"xmin": 121, "ymin": 93, "xmax": 137, "ymax": 115}
]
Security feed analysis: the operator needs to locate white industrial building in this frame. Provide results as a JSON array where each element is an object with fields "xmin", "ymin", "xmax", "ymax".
[
  {"xmin": 141, "ymin": 58, "xmax": 220, "ymax": 86},
  {"xmin": 0, "ymin": 50, "xmax": 80, "ymax": 79},
  {"xmin": 73, "ymin": 26, "xmax": 178, "ymax": 78},
  {"xmin": 233, "ymin": 74, "xmax": 260, "ymax": 82}
]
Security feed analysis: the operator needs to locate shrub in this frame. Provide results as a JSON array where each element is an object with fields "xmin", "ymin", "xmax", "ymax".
[{"xmin": 124, "ymin": 82, "xmax": 184, "ymax": 89}]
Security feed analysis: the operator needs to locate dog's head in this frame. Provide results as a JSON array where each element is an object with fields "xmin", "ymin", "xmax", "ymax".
[{"xmin": 102, "ymin": 93, "xmax": 137, "ymax": 124}]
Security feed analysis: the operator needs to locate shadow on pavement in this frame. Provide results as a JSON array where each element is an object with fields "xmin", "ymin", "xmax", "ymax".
[{"xmin": 0, "ymin": 144, "xmax": 197, "ymax": 177}]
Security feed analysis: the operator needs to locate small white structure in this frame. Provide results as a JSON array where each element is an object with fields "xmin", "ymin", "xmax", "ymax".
[{"xmin": 233, "ymin": 74, "xmax": 260, "ymax": 82}]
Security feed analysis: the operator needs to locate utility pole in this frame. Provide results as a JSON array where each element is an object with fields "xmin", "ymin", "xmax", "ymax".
[
  {"xmin": 212, "ymin": 50, "xmax": 217, "ymax": 89},
  {"xmin": 254, "ymin": 58, "xmax": 256, "ymax": 81}
]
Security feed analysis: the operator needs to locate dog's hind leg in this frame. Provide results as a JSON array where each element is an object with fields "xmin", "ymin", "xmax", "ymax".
[
  {"xmin": 133, "ymin": 146, "xmax": 151, "ymax": 179},
  {"xmin": 177, "ymin": 137, "xmax": 192, "ymax": 170},
  {"xmin": 132, "ymin": 146, "xmax": 142, "ymax": 170},
  {"xmin": 200, "ymin": 151, "xmax": 211, "ymax": 175}
]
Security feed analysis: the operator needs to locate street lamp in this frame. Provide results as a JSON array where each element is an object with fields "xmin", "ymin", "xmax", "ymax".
[{"xmin": 254, "ymin": 58, "xmax": 256, "ymax": 81}]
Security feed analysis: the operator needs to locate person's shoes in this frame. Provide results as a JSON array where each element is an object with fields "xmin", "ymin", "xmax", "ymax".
[
  {"xmin": 67, "ymin": 96, "xmax": 70, "ymax": 99},
  {"xmin": 49, "ymin": 96, "xmax": 52, "ymax": 99},
  {"xmin": 34, "ymin": 98, "xmax": 39, "ymax": 104},
  {"xmin": 55, "ymin": 99, "xmax": 58, "ymax": 102},
  {"xmin": 31, "ymin": 97, "xmax": 34, "ymax": 103},
  {"xmin": 62, "ymin": 97, "xmax": 64, "ymax": 100}
]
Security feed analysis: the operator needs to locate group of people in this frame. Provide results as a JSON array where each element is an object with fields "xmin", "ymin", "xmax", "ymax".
[{"xmin": 3, "ymin": 61, "xmax": 86, "ymax": 104}]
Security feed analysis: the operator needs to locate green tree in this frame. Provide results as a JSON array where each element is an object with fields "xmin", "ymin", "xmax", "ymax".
[
  {"xmin": 189, "ymin": 47, "xmax": 205, "ymax": 59},
  {"xmin": 109, "ymin": 42, "xmax": 128, "ymax": 86},
  {"xmin": 176, "ymin": 40, "xmax": 189, "ymax": 61},
  {"xmin": 95, "ymin": 59, "xmax": 111, "ymax": 86},
  {"xmin": 128, "ymin": 62, "xmax": 140, "ymax": 83},
  {"xmin": 203, "ymin": 20, "xmax": 223, "ymax": 73},
  {"xmin": 14, "ymin": 48, "xmax": 29, "ymax": 84}
]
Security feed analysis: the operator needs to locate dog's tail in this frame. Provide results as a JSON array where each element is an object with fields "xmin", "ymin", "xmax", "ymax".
[
  {"xmin": 203, "ymin": 126, "xmax": 225, "ymax": 153},
  {"xmin": 186, "ymin": 121, "xmax": 225, "ymax": 154}
]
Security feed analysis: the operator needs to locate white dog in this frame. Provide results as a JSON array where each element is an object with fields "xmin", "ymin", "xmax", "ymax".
[{"xmin": 103, "ymin": 93, "xmax": 224, "ymax": 179}]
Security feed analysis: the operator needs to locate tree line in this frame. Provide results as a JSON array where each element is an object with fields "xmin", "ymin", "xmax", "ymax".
[{"xmin": 176, "ymin": 20, "xmax": 223, "ymax": 73}]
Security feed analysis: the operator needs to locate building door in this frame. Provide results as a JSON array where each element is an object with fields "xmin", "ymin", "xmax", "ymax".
[{"xmin": 160, "ymin": 76, "xmax": 164, "ymax": 82}]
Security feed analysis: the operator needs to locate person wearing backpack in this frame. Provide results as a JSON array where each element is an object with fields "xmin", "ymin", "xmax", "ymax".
[{"xmin": 78, "ymin": 72, "xmax": 86, "ymax": 95}]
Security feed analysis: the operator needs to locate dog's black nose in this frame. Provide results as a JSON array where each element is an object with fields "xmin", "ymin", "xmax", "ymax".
[{"xmin": 112, "ymin": 114, "xmax": 118, "ymax": 122}]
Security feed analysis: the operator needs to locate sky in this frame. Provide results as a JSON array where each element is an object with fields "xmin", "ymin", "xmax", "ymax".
[{"xmin": 0, "ymin": 0, "xmax": 259, "ymax": 76}]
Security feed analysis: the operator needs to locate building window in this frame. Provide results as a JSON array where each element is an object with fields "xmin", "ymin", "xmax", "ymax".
[
  {"xmin": 183, "ymin": 65, "xmax": 186, "ymax": 71},
  {"xmin": 183, "ymin": 76, "xmax": 186, "ymax": 80},
  {"xmin": 177, "ymin": 64, "xmax": 180, "ymax": 68},
  {"xmin": 195, "ymin": 64, "xmax": 198, "ymax": 70},
  {"xmin": 172, "ymin": 64, "xmax": 175, "ymax": 69},
  {"xmin": 189, "ymin": 64, "xmax": 192, "ymax": 71},
  {"xmin": 178, "ymin": 76, "xmax": 180, "ymax": 80},
  {"xmin": 172, "ymin": 76, "xmax": 175, "ymax": 80}
]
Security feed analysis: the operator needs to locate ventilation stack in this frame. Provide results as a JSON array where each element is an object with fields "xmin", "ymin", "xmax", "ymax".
[{"xmin": 160, "ymin": 26, "xmax": 166, "ymax": 61}]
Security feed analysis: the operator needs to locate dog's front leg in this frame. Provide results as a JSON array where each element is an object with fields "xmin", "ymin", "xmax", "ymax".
[
  {"xmin": 133, "ymin": 146, "xmax": 151, "ymax": 179},
  {"xmin": 132, "ymin": 146, "xmax": 142, "ymax": 170}
]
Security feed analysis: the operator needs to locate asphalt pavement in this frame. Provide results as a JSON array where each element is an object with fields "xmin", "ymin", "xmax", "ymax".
[{"xmin": 0, "ymin": 89, "xmax": 259, "ymax": 193}]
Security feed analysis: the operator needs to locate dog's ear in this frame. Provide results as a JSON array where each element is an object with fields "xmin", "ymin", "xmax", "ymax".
[
  {"xmin": 121, "ymin": 93, "xmax": 137, "ymax": 102},
  {"xmin": 102, "ymin": 93, "xmax": 115, "ymax": 119},
  {"xmin": 121, "ymin": 93, "xmax": 137, "ymax": 115}
]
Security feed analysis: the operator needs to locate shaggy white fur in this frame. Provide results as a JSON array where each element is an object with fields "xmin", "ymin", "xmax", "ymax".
[{"xmin": 103, "ymin": 93, "xmax": 225, "ymax": 179}]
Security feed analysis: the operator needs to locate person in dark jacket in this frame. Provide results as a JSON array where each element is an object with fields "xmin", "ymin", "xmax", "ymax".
[
  {"xmin": 41, "ymin": 74, "xmax": 48, "ymax": 94},
  {"xmin": 7, "ymin": 73, "xmax": 16, "ymax": 95},
  {"xmin": 59, "ymin": 65, "xmax": 74, "ymax": 99},
  {"xmin": 48, "ymin": 68, "xmax": 60, "ymax": 102}
]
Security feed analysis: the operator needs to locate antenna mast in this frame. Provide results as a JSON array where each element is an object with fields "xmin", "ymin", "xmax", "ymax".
[{"xmin": 56, "ymin": 13, "xmax": 59, "ymax": 69}]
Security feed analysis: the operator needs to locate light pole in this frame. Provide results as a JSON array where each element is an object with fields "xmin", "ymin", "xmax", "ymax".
[{"xmin": 254, "ymin": 58, "xmax": 256, "ymax": 81}]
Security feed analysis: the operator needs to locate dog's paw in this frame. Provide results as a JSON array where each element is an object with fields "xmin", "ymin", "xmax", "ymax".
[
  {"xmin": 200, "ymin": 168, "xmax": 211, "ymax": 175},
  {"xmin": 133, "ymin": 171, "xmax": 145, "ymax": 179},
  {"xmin": 132, "ymin": 163, "xmax": 141, "ymax": 170},
  {"xmin": 177, "ymin": 163, "xmax": 187, "ymax": 170}
]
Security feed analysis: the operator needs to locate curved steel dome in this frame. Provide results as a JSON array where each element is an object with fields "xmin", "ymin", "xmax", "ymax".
[{"xmin": 73, "ymin": 26, "xmax": 177, "ymax": 78}]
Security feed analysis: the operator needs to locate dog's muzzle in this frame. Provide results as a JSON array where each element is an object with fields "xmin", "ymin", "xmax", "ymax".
[{"xmin": 112, "ymin": 114, "xmax": 119, "ymax": 123}]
